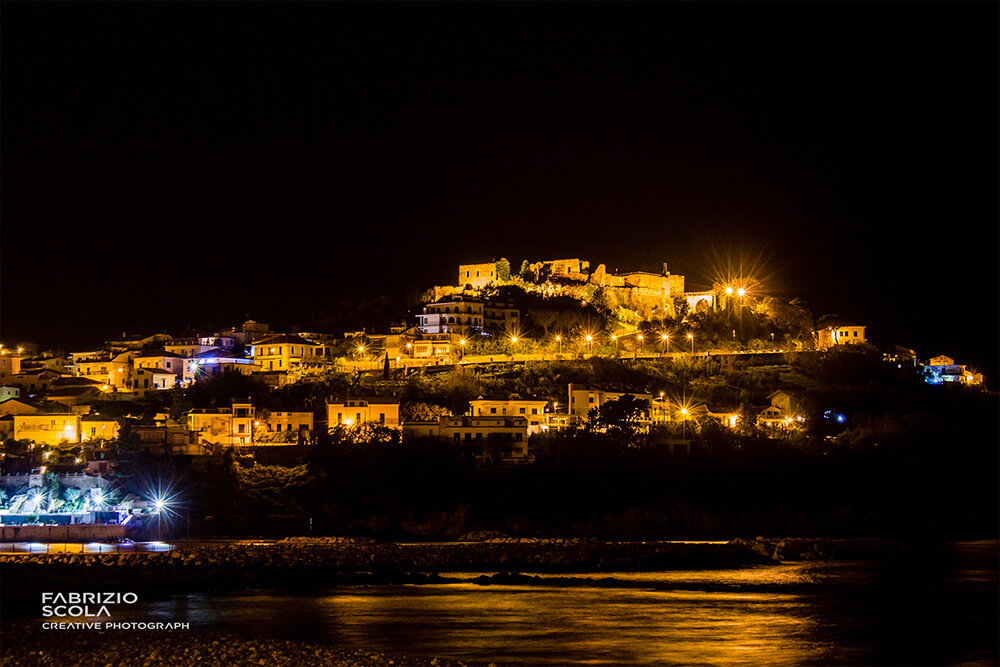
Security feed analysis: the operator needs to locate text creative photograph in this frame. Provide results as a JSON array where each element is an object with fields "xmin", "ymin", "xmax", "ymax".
[{"xmin": 1, "ymin": 3, "xmax": 997, "ymax": 666}]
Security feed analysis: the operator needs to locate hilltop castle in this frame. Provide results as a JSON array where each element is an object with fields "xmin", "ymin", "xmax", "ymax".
[{"xmin": 454, "ymin": 258, "xmax": 720, "ymax": 321}]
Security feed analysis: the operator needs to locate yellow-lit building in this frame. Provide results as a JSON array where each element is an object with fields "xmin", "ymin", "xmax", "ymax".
[
  {"xmin": 469, "ymin": 395, "xmax": 548, "ymax": 435},
  {"xmin": 758, "ymin": 390, "xmax": 806, "ymax": 429},
  {"xmin": 418, "ymin": 295, "xmax": 484, "ymax": 335},
  {"xmin": 80, "ymin": 417, "xmax": 120, "ymax": 442},
  {"xmin": 13, "ymin": 413, "xmax": 80, "ymax": 445},
  {"xmin": 251, "ymin": 334, "xmax": 328, "ymax": 373},
  {"xmin": 131, "ymin": 367, "xmax": 177, "ymax": 397},
  {"xmin": 924, "ymin": 356, "xmax": 983, "ymax": 386},
  {"xmin": 0, "ymin": 349, "xmax": 22, "ymax": 384},
  {"xmin": 438, "ymin": 415, "xmax": 530, "ymax": 461},
  {"xmin": 134, "ymin": 352, "xmax": 186, "ymax": 374},
  {"xmin": 567, "ymin": 383, "xmax": 652, "ymax": 425},
  {"xmin": 817, "ymin": 323, "xmax": 867, "ymax": 349},
  {"xmin": 327, "ymin": 398, "xmax": 400, "ymax": 428},
  {"xmin": 458, "ymin": 262, "xmax": 499, "ymax": 289},
  {"xmin": 254, "ymin": 410, "xmax": 314, "ymax": 443},
  {"xmin": 8, "ymin": 369, "xmax": 63, "ymax": 397},
  {"xmin": 188, "ymin": 401, "xmax": 256, "ymax": 447}
]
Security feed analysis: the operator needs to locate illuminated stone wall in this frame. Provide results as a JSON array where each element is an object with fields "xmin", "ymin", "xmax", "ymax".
[{"xmin": 458, "ymin": 263, "xmax": 497, "ymax": 288}]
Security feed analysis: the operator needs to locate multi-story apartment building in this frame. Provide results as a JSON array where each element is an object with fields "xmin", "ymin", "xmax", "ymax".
[
  {"xmin": 166, "ymin": 335, "xmax": 238, "ymax": 359},
  {"xmin": 13, "ymin": 413, "xmax": 80, "ymax": 445},
  {"xmin": 567, "ymin": 383, "xmax": 652, "ymax": 426},
  {"xmin": 187, "ymin": 401, "xmax": 256, "ymax": 447},
  {"xmin": 251, "ymin": 334, "xmax": 329, "ymax": 373},
  {"xmin": 817, "ymin": 323, "xmax": 867, "ymax": 349},
  {"xmin": 131, "ymin": 367, "xmax": 177, "ymax": 397},
  {"xmin": 327, "ymin": 397, "xmax": 400, "ymax": 428},
  {"xmin": 254, "ymin": 410, "xmax": 314, "ymax": 443},
  {"xmin": 418, "ymin": 295, "xmax": 485, "ymax": 335},
  {"xmin": 469, "ymin": 395, "xmax": 548, "ymax": 435}
]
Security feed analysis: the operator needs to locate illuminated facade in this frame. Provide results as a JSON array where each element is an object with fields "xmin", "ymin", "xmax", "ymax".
[
  {"xmin": 419, "ymin": 295, "xmax": 484, "ymax": 335},
  {"xmin": 458, "ymin": 262, "xmax": 499, "ymax": 289},
  {"xmin": 327, "ymin": 397, "xmax": 401, "ymax": 428},
  {"xmin": 469, "ymin": 395, "xmax": 547, "ymax": 435},
  {"xmin": 184, "ymin": 351, "xmax": 259, "ymax": 384},
  {"xmin": 817, "ymin": 323, "xmax": 867, "ymax": 349},
  {"xmin": 166, "ymin": 335, "xmax": 238, "ymax": 358},
  {"xmin": 438, "ymin": 415, "xmax": 530, "ymax": 460},
  {"xmin": 255, "ymin": 410, "xmax": 314, "ymax": 442},
  {"xmin": 251, "ymin": 334, "xmax": 326, "ymax": 372},
  {"xmin": 567, "ymin": 383, "xmax": 652, "ymax": 423},
  {"xmin": 80, "ymin": 417, "xmax": 120, "ymax": 442},
  {"xmin": 131, "ymin": 367, "xmax": 177, "ymax": 397},
  {"xmin": 758, "ymin": 390, "xmax": 805, "ymax": 429},
  {"xmin": 0, "ymin": 350, "xmax": 22, "ymax": 384},
  {"xmin": 923, "ymin": 356, "xmax": 983, "ymax": 386},
  {"xmin": 187, "ymin": 401, "xmax": 256, "ymax": 447},
  {"xmin": 134, "ymin": 352, "xmax": 186, "ymax": 374},
  {"xmin": 13, "ymin": 413, "xmax": 80, "ymax": 445},
  {"xmin": 7, "ymin": 368, "xmax": 63, "ymax": 397}
]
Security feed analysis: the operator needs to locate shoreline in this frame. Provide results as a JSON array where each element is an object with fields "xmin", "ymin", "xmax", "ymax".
[
  {"xmin": 0, "ymin": 618, "xmax": 496, "ymax": 667},
  {"xmin": 0, "ymin": 536, "xmax": 910, "ymax": 610}
]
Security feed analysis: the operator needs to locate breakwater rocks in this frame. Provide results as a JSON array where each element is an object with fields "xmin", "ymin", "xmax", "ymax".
[
  {"xmin": 730, "ymin": 536, "xmax": 908, "ymax": 561},
  {"xmin": 1, "ymin": 537, "xmax": 774, "ymax": 579},
  {"xmin": 1, "ymin": 618, "xmax": 497, "ymax": 667},
  {"xmin": 1, "ymin": 537, "xmax": 777, "ymax": 604}
]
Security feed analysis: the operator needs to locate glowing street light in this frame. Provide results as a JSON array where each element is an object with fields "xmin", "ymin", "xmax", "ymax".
[{"xmin": 688, "ymin": 333, "xmax": 694, "ymax": 354}]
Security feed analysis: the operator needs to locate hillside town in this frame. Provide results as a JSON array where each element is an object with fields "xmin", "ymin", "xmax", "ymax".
[{"xmin": 0, "ymin": 257, "xmax": 986, "ymax": 535}]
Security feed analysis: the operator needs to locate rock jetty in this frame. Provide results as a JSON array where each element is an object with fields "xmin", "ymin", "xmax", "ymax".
[{"xmin": 1, "ymin": 618, "xmax": 498, "ymax": 667}]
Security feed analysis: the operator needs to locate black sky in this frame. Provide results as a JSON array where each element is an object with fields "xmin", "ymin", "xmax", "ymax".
[{"xmin": 2, "ymin": 3, "xmax": 997, "ymax": 376}]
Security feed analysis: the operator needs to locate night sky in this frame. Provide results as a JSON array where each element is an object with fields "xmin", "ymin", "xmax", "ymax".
[{"xmin": 2, "ymin": 4, "xmax": 997, "ymax": 376}]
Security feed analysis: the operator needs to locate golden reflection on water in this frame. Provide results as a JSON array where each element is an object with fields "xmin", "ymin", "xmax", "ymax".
[{"xmin": 318, "ymin": 576, "xmax": 825, "ymax": 666}]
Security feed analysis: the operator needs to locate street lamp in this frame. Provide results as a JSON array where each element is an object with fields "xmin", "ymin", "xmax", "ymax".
[
  {"xmin": 154, "ymin": 498, "xmax": 166, "ymax": 541},
  {"xmin": 661, "ymin": 333, "xmax": 669, "ymax": 355},
  {"xmin": 688, "ymin": 333, "xmax": 694, "ymax": 354}
]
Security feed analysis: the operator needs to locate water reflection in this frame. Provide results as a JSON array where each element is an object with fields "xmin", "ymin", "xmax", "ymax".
[{"xmin": 104, "ymin": 541, "xmax": 998, "ymax": 666}]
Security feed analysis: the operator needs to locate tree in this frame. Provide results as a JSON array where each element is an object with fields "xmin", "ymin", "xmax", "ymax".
[
  {"xmin": 495, "ymin": 258, "xmax": 511, "ymax": 283},
  {"xmin": 591, "ymin": 394, "xmax": 649, "ymax": 444}
]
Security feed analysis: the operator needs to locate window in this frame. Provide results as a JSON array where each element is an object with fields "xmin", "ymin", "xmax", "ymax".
[
  {"xmin": 490, "ymin": 407, "xmax": 497, "ymax": 414},
  {"xmin": 519, "ymin": 408, "xmax": 526, "ymax": 414},
  {"xmin": 379, "ymin": 413, "xmax": 385, "ymax": 425}
]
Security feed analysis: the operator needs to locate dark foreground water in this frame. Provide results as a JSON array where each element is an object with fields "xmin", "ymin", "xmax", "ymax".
[{"xmin": 95, "ymin": 541, "xmax": 999, "ymax": 665}]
